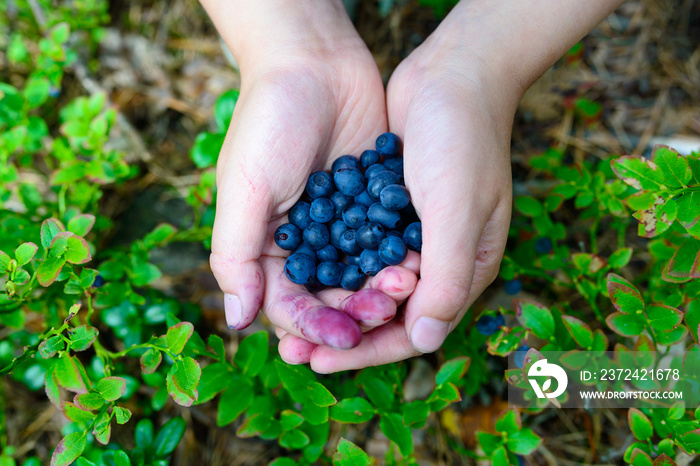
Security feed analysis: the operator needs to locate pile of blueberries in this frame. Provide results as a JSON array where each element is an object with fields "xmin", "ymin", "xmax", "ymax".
[{"xmin": 274, "ymin": 133, "xmax": 422, "ymax": 291}]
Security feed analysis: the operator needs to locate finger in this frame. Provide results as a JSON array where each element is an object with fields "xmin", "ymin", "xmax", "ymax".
[
  {"xmin": 309, "ymin": 319, "xmax": 421, "ymax": 374},
  {"xmin": 279, "ymin": 333, "xmax": 317, "ymax": 365},
  {"xmin": 274, "ymin": 326, "xmax": 287, "ymax": 340}
]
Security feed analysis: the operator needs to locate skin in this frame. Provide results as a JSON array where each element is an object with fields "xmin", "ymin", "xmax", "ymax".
[{"xmin": 200, "ymin": 0, "xmax": 626, "ymax": 373}]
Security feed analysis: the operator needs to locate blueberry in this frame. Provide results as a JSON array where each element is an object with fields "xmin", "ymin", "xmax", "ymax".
[
  {"xmin": 383, "ymin": 157, "xmax": 403, "ymax": 176},
  {"xmin": 284, "ymin": 253, "xmax": 317, "ymax": 285},
  {"xmin": 310, "ymin": 198, "xmax": 334, "ymax": 223},
  {"xmin": 340, "ymin": 264, "xmax": 366, "ymax": 291},
  {"xmin": 356, "ymin": 222, "xmax": 385, "ymax": 250},
  {"xmin": 330, "ymin": 191, "xmax": 353, "ymax": 219},
  {"xmin": 385, "ymin": 230, "xmax": 402, "ymax": 238},
  {"xmin": 347, "ymin": 255, "xmax": 361, "ymax": 265},
  {"xmin": 368, "ymin": 203, "xmax": 402, "ymax": 229},
  {"xmin": 380, "ymin": 184, "xmax": 410, "ymax": 211},
  {"xmin": 331, "ymin": 155, "xmax": 362, "ymax": 173},
  {"xmin": 92, "ymin": 274, "xmax": 105, "ymax": 288},
  {"xmin": 49, "ymin": 86, "xmax": 61, "ymax": 98},
  {"xmin": 364, "ymin": 163, "xmax": 386, "ymax": 180},
  {"xmin": 334, "ymin": 167, "xmax": 365, "ymax": 197},
  {"xmin": 403, "ymin": 222, "xmax": 422, "ymax": 252},
  {"xmin": 274, "ymin": 223, "xmax": 302, "ymax": 250},
  {"xmin": 375, "ymin": 132, "xmax": 402, "ymax": 158},
  {"xmin": 329, "ymin": 220, "xmax": 349, "ymax": 248},
  {"xmin": 504, "ymin": 279, "xmax": 522, "ymax": 295},
  {"xmin": 354, "ymin": 189, "xmax": 374, "ymax": 208},
  {"xmin": 360, "ymin": 249, "xmax": 384, "ymax": 276},
  {"xmin": 368, "ymin": 171, "xmax": 400, "ymax": 200},
  {"xmin": 535, "ymin": 237, "xmax": 553, "ymax": 254},
  {"xmin": 317, "ymin": 261, "xmax": 343, "ymax": 286},
  {"xmin": 293, "ymin": 242, "xmax": 317, "ymax": 259},
  {"xmin": 289, "ymin": 201, "xmax": 313, "ymax": 230},
  {"xmin": 476, "ymin": 315, "xmax": 498, "ymax": 335},
  {"xmin": 342, "ymin": 203, "xmax": 368, "ymax": 229},
  {"xmin": 514, "ymin": 345, "xmax": 530, "ymax": 369},
  {"xmin": 339, "ymin": 229, "xmax": 363, "ymax": 256},
  {"xmin": 316, "ymin": 244, "xmax": 339, "ymax": 262},
  {"xmin": 306, "ymin": 171, "xmax": 334, "ymax": 199},
  {"xmin": 378, "ymin": 236, "xmax": 407, "ymax": 266},
  {"xmin": 360, "ymin": 149, "xmax": 381, "ymax": 168},
  {"xmin": 303, "ymin": 222, "xmax": 330, "ymax": 250},
  {"xmin": 494, "ymin": 314, "xmax": 505, "ymax": 328}
]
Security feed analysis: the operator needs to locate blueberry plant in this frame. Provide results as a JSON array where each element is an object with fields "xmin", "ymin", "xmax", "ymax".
[{"xmin": 2, "ymin": 3, "xmax": 699, "ymax": 466}]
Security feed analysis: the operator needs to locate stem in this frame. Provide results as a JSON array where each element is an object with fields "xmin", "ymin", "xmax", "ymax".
[
  {"xmin": 590, "ymin": 217, "xmax": 600, "ymax": 254},
  {"xmin": 0, "ymin": 323, "xmax": 69, "ymax": 375}
]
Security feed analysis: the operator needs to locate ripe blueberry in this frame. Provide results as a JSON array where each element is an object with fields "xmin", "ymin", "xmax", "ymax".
[
  {"xmin": 339, "ymin": 229, "xmax": 363, "ymax": 256},
  {"xmin": 364, "ymin": 163, "xmax": 386, "ymax": 180},
  {"xmin": 310, "ymin": 198, "xmax": 334, "ymax": 223},
  {"xmin": 368, "ymin": 170, "xmax": 400, "ymax": 200},
  {"xmin": 403, "ymin": 222, "xmax": 422, "ymax": 252},
  {"xmin": 303, "ymin": 222, "xmax": 330, "ymax": 250},
  {"xmin": 514, "ymin": 345, "xmax": 530, "ymax": 369},
  {"xmin": 289, "ymin": 201, "xmax": 312, "ymax": 230},
  {"xmin": 274, "ymin": 223, "xmax": 302, "ymax": 250},
  {"xmin": 356, "ymin": 222, "xmax": 385, "ymax": 250},
  {"xmin": 476, "ymin": 315, "xmax": 499, "ymax": 335},
  {"xmin": 380, "ymin": 184, "xmax": 410, "ymax": 211},
  {"xmin": 367, "ymin": 203, "xmax": 402, "ymax": 229},
  {"xmin": 92, "ymin": 274, "xmax": 105, "ymax": 288},
  {"xmin": 293, "ymin": 242, "xmax": 317, "ymax": 259},
  {"xmin": 346, "ymin": 255, "xmax": 361, "ymax": 265},
  {"xmin": 334, "ymin": 167, "xmax": 365, "ymax": 197},
  {"xmin": 330, "ymin": 191, "xmax": 353, "ymax": 219},
  {"xmin": 504, "ymin": 279, "xmax": 522, "ymax": 295},
  {"xmin": 354, "ymin": 189, "xmax": 374, "ymax": 208},
  {"xmin": 317, "ymin": 261, "xmax": 343, "ymax": 286},
  {"xmin": 360, "ymin": 249, "xmax": 383, "ymax": 276},
  {"xmin": 360, "ymin": 149, "xmax": 380, "ymax": 168},
  {"xmin": 375, "ymin": 132, "xmax": 402, "ymax": 158},
  {"xmin": 330, "ymin": 220, "xmax": 349, "ymax": 249},
  {"xmin": 284, "ymin": 253, "xmax": 317, "ymax": 285},
  {"xmin": 383, "ymin": 157, "xmax": 403, "ymax": 176},
  {"xmin": 340, "ymin": 265, "xmax": 366, "ymax": 291},
  {"xmin": 342, "ymin": 203, "xmax": 368, "ymax": 229},
  {"xmin": 306, "ymin": 171, "xmax": 334, "ymax": 198},
  {"xmin": 535, "ymin": 237, "xmax": 553, "ymax": 254},
  {"xmin": 378, "ymin": 236, "xmax": 407, "ymax": 266},
  {"xmin": 316, "ymin": 244, "xmax": 339, "ymax": 262},
  {"xmin": 331, "ymin": 155, "xmax": 362, "ymax": 173}
]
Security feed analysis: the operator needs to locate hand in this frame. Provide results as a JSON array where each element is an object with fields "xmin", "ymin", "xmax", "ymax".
[{"xmin": 206, "ymin": 0, "xmax": 418, "ymax": 349}]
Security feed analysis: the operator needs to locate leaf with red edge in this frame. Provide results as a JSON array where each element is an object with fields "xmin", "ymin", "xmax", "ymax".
[
  {"xmin": 606, "ymin": 312, "xmax": 646, "ymax": 337},
  {"xmin": 666, "ymin": 238, "xmax": 700, "ymax": 279},
  {"xmin": 51, "ymin": 431, "xmax": 87, "ymax": 466},
  {"xmin": 607, "ymin": 274, "xmax": 644, "ymax": 314},
  {"xmin": 653, "ymin": 454, "xmax": 677, "ymax": 466}
]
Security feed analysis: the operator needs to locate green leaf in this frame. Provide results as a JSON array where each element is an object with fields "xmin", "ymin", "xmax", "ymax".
[
  {"xmin": 50, "ymin": 431, "xmax": 87, "ymax": 466},
  {"xmin": 652, "ymin": 145, "xmax": 691, "ymax": 188},
  {"xmin": 476, "ymin": 431, "xmax": 503, "ymax": 456},
  {"xmin": 37, "ymin": 257, "xmax": 66, "ymax": 286},
  {"xmin": 165, "ymin": 322, "xmax": 194, "ymax": 354},
  {"xmin": 194, "ymin": 362, "xmax": 232, "ymax": 405},
  {"xmin": 114, "ymin": 406, "xmax": 132, "ymax": 424},
  {"xmin": 41, "ymin": 218, "xmax": 65, "ymax": 250},
  {"xmin": 215, "ymin": 89, "xmax": 239, "ymax": 132},
  {"xmin": 44, "ymin": 366, "xmax": 61, "ymax": 408},
  {"xmin": 356, "ymin": 368, "xmax": 395, "ymax": 412},
  {"xmin": 611, "ymin": 155, "xmax": 665, "ymax": 191},
  {"xmin": 67, "ymin": 214, "xmax": 95, "ymax": 237},
  {"xmin": 607, "ymin": 273, "xmax": 645, "ymax": 314},
  {"xmin": 652, "ymin": 454, "xmax": 677, "ymax": 466},
  {"xmin": 190, "ymin": 132, "xmax": 225, "ymax": 169},
  {"xmin": 64, "ymin": 235, "xmax": 91, "ymax": 264},
  {"xmin": 401, "ymin": 400, "xmax": 429, "ymax": 428},
  {"xmin": 279, "ymin": 429, "xmax": 310, "ymax": 450},
  {"xmin": 14, "ymin": 242, "xmax": 38, "ymax": 266},
  {"xmin": 143, "ymin": 223, "xmax": 176, "ymax": 248},
  {"xmin": 676, "ymin": 192, "xmax": 700, "ymax": 239},
  {"xmin": 332, "ymin": 438, "xmax": 370, "ymax": 466},
  {"xmin": 0, "ymin": 251, "xmax": 11, "ymax": 272},
  {"xmin": 130, "ymin": 259, "xmax": 162, "ymax": 286},
  {"xmin": 167, "ymin": 356, "xmax": 201, "ymax": 407},
  {"xmin": 495, "ymin": 408, "xmax": 522, "ymax": 435},
  {"xmin": 628, "ymin": 408, "xmax": 653, "ymax": 440},
  {"xmin": 63, "ymin": 402, "xmax": 97, "ymax": 424},
  {"xmin": 645, "ymin": 304, "xmax": 683, "ymax": 332},
  {"xmin": 135, "ymin": 419, "xmax": 154, "ymax": 449},
  {"xmin": 330, "ymin": 397, "xmax": 375, "ymax": 424},
  {"xmin": 630, "ymin": 448, "xmax": 654, "ymax": 466},
  {"xmin": 515, "ymin": 300, "xmax": 555, "ymax": 339},
  {"xmin": 208, "ymin": 334, "xmax": 226, "ymax": 361},
  {"xmin": 275, "ymin": 360, "xmax": 317, "ymax": 404},
  {"xmin": 280, "ymin": 410, "xmax": 305, "ymax": 431},
  {"xmin": 514, "ymin": 196, "xmax": 544, "ymax": 217},
  {"xmin": 561, "ymin": 315, "xmax": 593, "ymax": 348},
  {"xmin": 666, "ymin": 238, "xmax": 700, "ymax": 279},
  {"xmin": 96, "ymin": 377, "xmax": 127, "ymax": 401},
  {"xmin": 686, "ymin": 300, "xmax": 700, "ymax": 343},
  {"xmin": 492, "ymin": 445, "xmax": 510, "ymax": 466},
  {"xmin": 506, "ymin": 428, "xmax": 542, "ymax": 455},
  {"xmin": 23, "ymin": 76, "xmax": 50, "ymax": 108},
  {"xmin": 74, "ymin": 391, "xmax": 106, "ymax": 411},
  {"xmin": 667, "ymin": 401, "xmax": 685, "ymax": 420},
  {"xmin": 54, "ymin": 354, "xmax": 89, "ymax": 393},
  {"xmin": 153, "ymin": 417, "xmax": 186, "ymax": 458},
  {"xmin": 307, "ymin": 382, "xmax": 337, "ymax": 407},
  {"xmin": 608, "ymin": 248, "xmax": 633, "ymax": 269},
  {"xmin": 140, "ymin": 348, "xmax": 163, "ymax": 374},
  {"xmin": 68, "ymin": 325, "xmax": 98, "ymax": 351},
  {"xmin": 380, "ymin": 412, "xmax": 413, "ymax": 457},
  {"xmin": 234, "ymin": 331, "xmax": 269, "ymax": 376},
  {"xmin": 606, "ymin": 312, "xmax": 646, "ymax": 337},
  {"xmin": 50, "ymin": 23, "xmax": 71, "ymax": 43},
  {"xmin": 217, "ymin": 381, "xmax": 254, "ymax": 427},
  {"xmin": 39, "ymin": 335, "xmax": 65, "ymax": 359},
  {"xmin": 436, "ymin": 356, "xmax": 471, "ymax": 386}
]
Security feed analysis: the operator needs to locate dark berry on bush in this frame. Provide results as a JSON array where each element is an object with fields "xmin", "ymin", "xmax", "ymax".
[
  {"xmin": 354, "ymin": 189, "xmax": 374, "ymax": 208},
  {"xmin": 403, "ymin": 222, "xmax": 422, "ymax": 252},
  {"xmin": 330, "ymin": 191, "xmax": 353, "ymax": 219},
  {"xmin": 303, "ymin": 222, "xmax": 330, "ymax": 250},
  {"xmin": 364, "ymin": 163, "xmax": 386, "ymax": 180},
  {"xmin": 368, "ymin": 203, "xmax": 402, "ymax": 229},
  {"xmin": 274, "ymin": 223, "xmax": 302, "ymax": 250},
  {"xmin": 360, "ymin": 149, "xmax": 380, "ymax": 168},
  {"xmin": 92, "ymin": 274, "xmax": 105, "ymax": 288},
  {"xmin": 289, "ymin": 201, "xmax": 312, "ymax": 230},
  {"xmin": 342, "ymin": 203, "xmax": 368, "ymax": 229},
  {"xmin": 504, "ymin": 279, "xmax": 522, "ymax": 295},
  {"xmin": 514, "ymin": 345, "xmax": 530, "ymax": 369},
  {"xmin": 535, "ymin": 237, "xmax": 553, "ymax": 254},
  {"xmin": 375, "ymin": 132, "xmax": 402, "ymax": 158},
  {"xmin": 378, "ymin": 236, "xmax": 407, "ymax": 266},
  {"xmin": 380, "ymin": 184, "xmax": 410, "ymax": 211},
  {"xmin": 334, "ymin": 167, "xmax": 365, "ymax": 196},
  {"xmin": 284, "ymin": 253, "xmax": 317, "ymax": 285},
  {"xmin": 310, "ymin": 198, "xmax": 334, "ymax": 223},
  {"xmin": 356, "ymin": 222, "xmax": 385, "ymax": 250},
  {"xmin": 476, "ymin": 315, "xmax": 499, "ymax": 335},
  {"xmin": 339, "ymin": 229, "xmax": 363, "ymax": 256},
  {"xmin": 317, "ymin": 261, "xmax": 343, "ymax": 286},
  {"xmin": 368, "ymin": 171, "xmax": 401, "ymax": 200},
  {"xmin": 329, "ymin": 220, "xmax": 349, "ymax": 249},
  {"xmin": 360, "ymin": 249, "xmax": 383, "ymax": 276},
  {"xmin": 306, "ymin": 171, "xmax": 334, "ymax": 198},
  {"xmin": 340, "ymin": 265, "xmax": 366, "ymax": 291},
  {"xmin": 331, "ymin": 155, "xmax": 362, "ymax": 173},
  {"xmin": 316, "ymin": 244, "xmax": 339, "ymax": 262},
  {"xmin": 494, "ymin": 314, "xmax": 505, "ymax": 328},
  {"xmin": 347, "ymin": 255, "xmax": 361, "ymax": 265},
  {"xmin": 383, "ymin": 157, "xmax": 403, "ymax": 176}
]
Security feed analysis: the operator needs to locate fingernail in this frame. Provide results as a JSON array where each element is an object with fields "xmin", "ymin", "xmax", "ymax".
[
  {"xmin": 224, "ymin": 294, "xmax": 242, "ymax": 329},
  {"xmin": 410, "ymin": 317, "xmax": 450, "ymax": 353}
]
